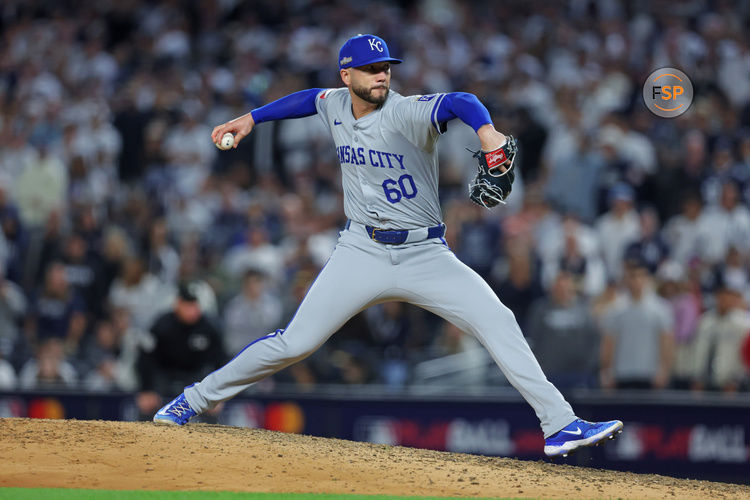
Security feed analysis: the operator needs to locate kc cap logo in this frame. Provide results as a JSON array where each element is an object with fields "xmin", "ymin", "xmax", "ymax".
[
  {"xmin": 338, "ymin": 34, "xmax": 403, "ymax": 69},
  {"xmin": 368, "ymin": 38, "xmax": 384, "ymax": 52},
  {"xmin": 643, "ymin": 68, "xmax": 693, "ymax": 118}
]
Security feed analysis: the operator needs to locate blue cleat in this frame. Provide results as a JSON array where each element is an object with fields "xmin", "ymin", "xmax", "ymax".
[
  {"xmin": 152, "ymin": 393, "xmax": 197, "ymax": 426},
  {"xmin": 544, "ymin": 418, "xmax": 623, "ymax": 458}
]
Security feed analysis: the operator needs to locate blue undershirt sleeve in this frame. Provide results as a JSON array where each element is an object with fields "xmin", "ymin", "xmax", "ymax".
[
  {"xmin": 250, "ymin": 88, "xmax": 323, "ymax": 123},
  {"xmin": 435, "ymin": 92, "xmax": 492, "ymax": 132}
]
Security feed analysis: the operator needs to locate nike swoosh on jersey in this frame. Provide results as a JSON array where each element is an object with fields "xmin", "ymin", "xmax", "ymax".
[
  {"xmin": 334, "ymin": 119, "xmax": 342, "ymax": 125},
  {"xmin": 561, "ymin": 427, "xmax": 582, "ymax": 435}
]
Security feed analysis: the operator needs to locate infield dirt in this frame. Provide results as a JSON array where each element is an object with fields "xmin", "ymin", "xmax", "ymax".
[{"xmin": 1, "ymin": 418, "xmax": 748, "ymax": 499}]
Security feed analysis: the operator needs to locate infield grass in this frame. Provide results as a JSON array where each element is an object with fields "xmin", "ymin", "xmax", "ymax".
[{"xmin": 0, "ymin": 488, "xmax": 516, "ymax": 500}]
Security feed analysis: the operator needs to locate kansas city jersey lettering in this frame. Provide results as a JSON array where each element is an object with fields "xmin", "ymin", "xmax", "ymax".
[
  {"xmin": 315, "ymin": 88, "xmax": 446, "ymax": 228},
  {"xmin": 336, "ymin": 145, "xmax": 406, "ymax": 169}
]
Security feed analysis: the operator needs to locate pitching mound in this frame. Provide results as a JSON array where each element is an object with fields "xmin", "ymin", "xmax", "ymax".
[{"xmin": 1, "ymin": 418, "xmax": 748, "ymax": 499}]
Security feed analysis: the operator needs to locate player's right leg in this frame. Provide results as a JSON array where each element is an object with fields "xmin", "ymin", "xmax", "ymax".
[{"xmin": 154, "ymin": 225, "xmax": 394, "ymax": 425}]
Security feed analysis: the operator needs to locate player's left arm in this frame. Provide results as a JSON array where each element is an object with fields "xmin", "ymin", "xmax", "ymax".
[
  {"xmin": 435, "ymin": 93, "xmax": 518, "ymax": 207},
  {"xmin": 436, "ymin": 92, "xmax": 510, "ymax": 168}
]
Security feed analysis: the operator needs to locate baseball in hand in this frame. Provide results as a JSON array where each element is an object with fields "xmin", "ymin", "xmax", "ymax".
[{"xmin": 216, "ymin": 132, "xmax": 235, "ymax": 150}]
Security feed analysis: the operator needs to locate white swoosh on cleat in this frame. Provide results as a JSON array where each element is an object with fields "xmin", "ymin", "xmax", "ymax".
[{"xmin": 561, "ymin": 427, "xmax": 582, "ymax": 435}]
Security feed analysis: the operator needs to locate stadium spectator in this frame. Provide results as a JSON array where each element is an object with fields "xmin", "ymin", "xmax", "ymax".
[
  {"xmin": 109, "ymin": 256, "xmax": 173, "ymax": 332},
  {"xmin": 698, "ymin": 181, "xmax": 750, "ymax": 265},
  {"xmin": 595, "ymin": 119, "xmax": 657, "ymax": 202},
  {"xmin": 280, "ymin": 266, "xmax": 318, "ymax": 325},
  {"xmin": 164, "ymin": 108, "xmax": 215, "ymax": 197},
  {"xmin": 452, "ymin": 204, "xmax": 503, "ymax": 280},
  {"xmin": 27, "ymin": 210, "xmax": 65, "ymax": 290},
  {"xmin": 328, "ymin": 349, "xmax": 374, "ymax": 386},
  {"xmin": 595, "ymin": 184, "xmax": 641, "ymax": 282},
  {"xmin": 0, "ymin": 261, "xmax": 26, "ymax": 360},
  {"xmin": 222, "ymin": 268, "xmax": 283, "ymax": 355},
  {"xmin": 491, "ymin": 238, "xmax": 544, "ymax": 331},
  {"xmin": 655, "ymin": 261, "xmax": 702, "ymax": 389},
  {"xmin": 542, "ymin": 128, "xmax": 603, "ymax": 223},
  {"xmin": 0, "ymin": 130, "xmax": 36, "ymax": 190},
  {"xmin": 365, "ymin": 302, "xmax": 411, "ymax": 389},
  {"xmin": 59, "ymin": 232, "xmax": 101, "ymax": 318},
  {"xmin": 145, "ymin": 217, "xmax": 181, "ymax": 286},
  {"xmin": 79, "ymin": 319, "xmax": 135, "ymax": 392},
  {"xmin": 136, "ymin": 282, "xmax": 225, "ymax": 415},
  {"xmin": 662, "ymin": 192, "xmax": 710, "ymax": 266},
  {"xmin": 0, "ymin": 183, "xmax": 28, "ymax": 284},
  {"xmin": 734, "ymin": 133, "xmax": 750, "ymax": 198},
  {"xmin": 591, "ymin": 281, "xmax": 626, "ymax": 332},
  {"xmin": 691, "ymin": 279, "xmax": 750, "ymax": 392},
  {"xmin": 14, "ymin": 144, "xmax": 68, "ymax": 230},
  {"xmin": 600, "ymin": 259, "xmax": 674, "ymax": 390},
  {"xmin": 711, "ymin": 246, "xmax": 750, "ymax": 304},
  {"xmin": 623, "ymin": 206, "xmax": 670, "ymax": 275},
  {"xmin": 24, "ymin": 261, "xmax": 87, "ymax": 354},
  {"xmin": 108, "ymin": 307, "xmax": 146, "ymax": 392},
  {"xmin": 72, "ymin": 206, "xmax": 104, "ymax": 257},
  {"xmin": 222, "ymin": 225, "xmax": 285, "ymax": 287},
  {"xmin": 98, "ymin": 226, "xmax": 133, "ymax": 299},
  {"xmin": 526, "ymin": 270, "xmax": 599, "ymax": 389},
  {"xmin": 0, "ymin": 351, "xmax": 16, "ymax": 389},
  {"xmin": 538, "ymin": 215, "xmax": 606, "ymax": 297},
  {"xmin": 418, "ymin": 321, "xmax": 490, "ymax": 388},
  {"xmin": 701, "ymin": 139, "xmax": 740, "ymax": 208},
  {"xmin": 18, "ymin": 338, "xmax": 77, "ymax": 390}
]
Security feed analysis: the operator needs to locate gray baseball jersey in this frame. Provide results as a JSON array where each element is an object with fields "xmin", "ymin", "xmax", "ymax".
[
  {"xmin": 184, "ymin": 88, "xmax": 577, "ymax": 438},
  {"xmin": 316, "ymin": 88, "xmax": 444, "ymax": 229}
]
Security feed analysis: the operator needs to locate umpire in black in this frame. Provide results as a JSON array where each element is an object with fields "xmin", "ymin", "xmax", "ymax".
[{"xmin": 136, "ymin": 281, "xmax": 226, "ymax": 419}]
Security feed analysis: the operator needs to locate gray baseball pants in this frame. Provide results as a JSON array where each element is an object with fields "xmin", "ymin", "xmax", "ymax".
[{"xmin": 185, "ymin": 221, "xmax": 576, "ymax": 437}]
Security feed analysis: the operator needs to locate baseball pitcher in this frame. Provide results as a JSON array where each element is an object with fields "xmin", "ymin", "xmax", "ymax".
[{"xmin": 154, "ymin": 34, "xmax": 622, "ymax": 458}]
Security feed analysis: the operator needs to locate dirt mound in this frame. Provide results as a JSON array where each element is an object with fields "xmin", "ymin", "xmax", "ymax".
[{"xmin": 0, "ymin": 418, "xmax": 747, "ymax": 499}]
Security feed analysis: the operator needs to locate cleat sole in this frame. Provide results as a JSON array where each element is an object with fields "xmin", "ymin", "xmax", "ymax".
[{"xmin": 153, "ymin": 417, "xmax": 183, "ymax": 426}]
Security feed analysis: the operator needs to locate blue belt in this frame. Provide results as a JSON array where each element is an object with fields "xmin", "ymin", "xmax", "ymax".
[{"xmin": 363, "ymin": 222, "xmax": 446, "ymax": 245}]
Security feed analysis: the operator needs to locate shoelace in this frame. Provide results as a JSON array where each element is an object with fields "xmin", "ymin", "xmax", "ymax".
[{"xmin": 168, "ymin": 401, "xmax": 193, "ymax": 417}]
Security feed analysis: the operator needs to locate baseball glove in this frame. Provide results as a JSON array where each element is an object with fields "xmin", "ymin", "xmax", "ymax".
[{"xmin": 468, "ymin": 135, "xmax": 518, "ymax": 208}]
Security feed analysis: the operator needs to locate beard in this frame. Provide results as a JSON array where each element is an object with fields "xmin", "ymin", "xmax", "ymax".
[{"xmin": 351, "ymin": 82, "xmax": 389, "ymax": 105}]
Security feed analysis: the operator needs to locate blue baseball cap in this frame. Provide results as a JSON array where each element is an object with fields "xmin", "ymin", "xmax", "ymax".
[
  {"xmin": 338, "ymin": 34, "xmax": 402, "ymax": 70},
  {"xmin": 608, "ymin": 183, "xmax": 635, "ymax": 204}
]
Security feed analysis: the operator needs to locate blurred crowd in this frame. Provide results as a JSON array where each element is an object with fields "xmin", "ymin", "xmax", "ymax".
[{"xmin": 0, "ymin": 0, "xmax": 750, "ymax": 403}]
